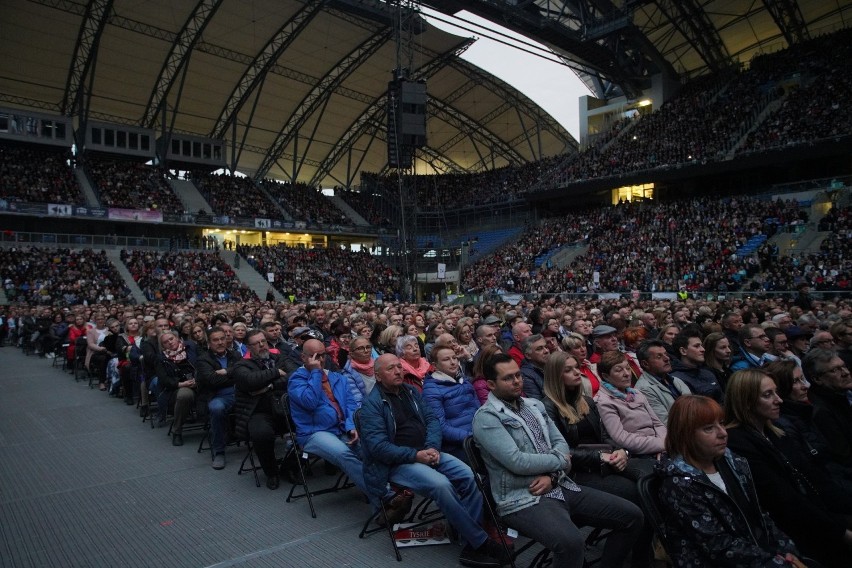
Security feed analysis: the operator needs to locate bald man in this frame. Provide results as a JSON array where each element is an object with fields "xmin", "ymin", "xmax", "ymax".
[
  {"xmin": 287, "ymin": 339, "xmax": 372, "ymax": 502},
  {"xmin": 359, "ymin": 354, "xmax": 508, "ymax": 567}
]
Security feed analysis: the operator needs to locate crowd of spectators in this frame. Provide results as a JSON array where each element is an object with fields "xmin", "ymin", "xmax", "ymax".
[
  {"xmin": 238, "ymin": 244, "xmax": 399, "ymax": 301},
  {"xmin": 748, "ymin": 205, "xmax": 852, "ymax": 292},
  {"xmin": 463, "ymin": 196, "xmax": 809, "ymax": 294},
  {"xmin": 3, "ymin": 285, "xmax": 851, "ymax": 567},
  {"xmin": 86, "ymin": 157, "xmax": 185, "ymax": 212},
  {"xmin": 743, "ymin": 29, "xmax": 852, "ymax": 153},
  {"xmin": 353, "ymin": 29, "xmax": 850, "ymax": 217},
  {"xmin": 259, "ymin": 179, "xmax": 352, "ymax": 226},
  {"xmin": 0, "ymin": 142, "xmax": 84, "ymax": 205},
  {"xmin": 120, "ymin": 250, "xmax": 258, "ymax": 303},
  {"xmin": 337, "ymin": 183, "xmax": 397, "ymax": 227},
  {"xmin": 0, "ymin": 247, "xmax": 133, "ymax": 305},
  {"xmin": 190, "ymin": 171, "xmax": 281, "ymax": 219}
]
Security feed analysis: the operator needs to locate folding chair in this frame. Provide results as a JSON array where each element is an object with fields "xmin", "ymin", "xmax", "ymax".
[
  {"xmin": 52, "ymin": 343, "xmax": 69, "ymax": 370},
  {"xmin": 280, "ymin": 393, "xmax": 355, "ymax": 518},
  {"xmin": 464, "ymin": 436, "xmax": 549, "ymax": 568},
  {"xmin": 637, "ymin": 473, "xmax": 674, "ymax": 566},
  {"xmin": 354, "ymin": 408, "xmax": 446, "ymax": 561},
  {"xmin": 237, "ymin": 440, "xmax": 262, "ymax": 488}
]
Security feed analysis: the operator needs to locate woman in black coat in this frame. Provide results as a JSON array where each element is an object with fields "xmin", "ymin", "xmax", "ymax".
[
  {"xmin": 765, "ymin": 360, "xmax": 852, "ymax": 495},
  {"xmin": 542, "ymin": 351, "xmax": 654, "ymax": 568},
  {"xmin": 725, "ymin": 369, "xmax": 852, "ymax": 568}
]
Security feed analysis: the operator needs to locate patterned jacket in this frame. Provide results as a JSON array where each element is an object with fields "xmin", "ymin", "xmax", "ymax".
[{"xmin": 655, "ymin": 450, "xmax": 798, "ymax": 567}]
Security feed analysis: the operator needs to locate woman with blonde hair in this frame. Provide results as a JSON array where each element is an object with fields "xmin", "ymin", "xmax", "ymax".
[
  {"xmin": 725, "ymin": 369, "xmax": 852, "ymax": 567},
  {"xmin": 376, "ymin": 324, "xmax": 402, "ymax": 356},
  {"xmin": 543, "ymin": 351, "xmax": 654, "ymax": 567},
  {"xmin": 561, "ymin": 332, "xmax": 601, "ymax": 396}
]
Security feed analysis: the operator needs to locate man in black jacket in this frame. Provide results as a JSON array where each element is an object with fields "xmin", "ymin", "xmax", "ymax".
[
  {"xmin": 231, "ymin": 329, "xmax": 294, "ymax": 489},
  {"xmin": 196, "ymin": 326, "xmax": 242, "ymax": 470}
]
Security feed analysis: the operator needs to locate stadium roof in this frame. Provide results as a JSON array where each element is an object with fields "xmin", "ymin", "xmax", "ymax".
[
  {"xmin": 425, "ymin": 0, "xmax": 852, "ymax": 100},
  {"xmin": 1, "ymin": 0, "xmax": 849, "ymax": 188},
  {"xmin": 0, "ymin": 0, "xmax": 576, "ymax": 187}
]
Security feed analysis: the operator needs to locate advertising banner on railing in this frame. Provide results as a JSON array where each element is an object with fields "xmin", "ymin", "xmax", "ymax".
[
  {"xmin": 47, "ymin": 203, "xmax": 72, "ymax": 216},
  {"xmin": 255, "ymin": 218, "xmax": 271, "ymax": 229},
  {"xmin": 107, "ymin": 208, "xmax": 163, "ymax": 223}
]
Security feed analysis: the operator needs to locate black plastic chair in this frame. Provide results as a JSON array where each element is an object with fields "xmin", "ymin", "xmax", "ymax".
[{"xmin": 463, "ymin": 436, "xmax": 549, "ymax": 568}]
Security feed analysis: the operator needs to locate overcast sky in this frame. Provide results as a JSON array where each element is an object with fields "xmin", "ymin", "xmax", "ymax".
[{"xmin": 421, "ymin": 8, "xmax": 593, "ymax": 141}]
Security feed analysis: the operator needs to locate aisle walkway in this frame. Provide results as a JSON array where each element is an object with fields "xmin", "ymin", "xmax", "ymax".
[{"xmin": 0, "ymin": 347, "xmax": 462, "ymax": 568}]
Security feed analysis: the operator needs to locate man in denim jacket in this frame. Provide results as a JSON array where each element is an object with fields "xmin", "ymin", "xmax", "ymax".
[{"xmin": 473, "ymin": 353, "xmax": 643, "ymax": 568}]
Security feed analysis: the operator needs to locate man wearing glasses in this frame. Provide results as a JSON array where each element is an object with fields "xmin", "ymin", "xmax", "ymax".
[{"xmin": 731, "ymin": 324, "xmax": 771, "ymax": 371}]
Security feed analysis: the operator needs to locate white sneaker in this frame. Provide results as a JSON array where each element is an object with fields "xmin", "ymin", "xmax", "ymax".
[{"xmin": 45, "ymin": 353, "xmax": 55, "ymax": 358}]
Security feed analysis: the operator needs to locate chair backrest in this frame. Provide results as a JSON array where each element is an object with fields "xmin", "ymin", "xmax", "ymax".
[
  {"xmin": 463, "ymin": 436, "xmax": 499, "ymax": 514},
  {"xmin": 636, "ymin": 473, "xmax": 669, "ymax": 545}
]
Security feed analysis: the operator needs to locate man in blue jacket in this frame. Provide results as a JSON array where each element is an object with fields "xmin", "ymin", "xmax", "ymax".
[
  {"xmin": 360, "ymin": 353, "xmax": 509, "ymax": 568},
  {"xmin": 288, "ymin": 339, "xmax": 371, "ymax": 501}
]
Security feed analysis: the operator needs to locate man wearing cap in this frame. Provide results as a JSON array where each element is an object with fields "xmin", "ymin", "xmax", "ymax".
[
  {"xmin": 520, "ymin": 334, "xmax": 550, "ymax": 400},
  {"xmin": 589, "ymin": 325, "xmax": 619, "ymax": 365},
  {"xmin": 786, "ymin": 326, "xmax": 813, "ymax": 361}
]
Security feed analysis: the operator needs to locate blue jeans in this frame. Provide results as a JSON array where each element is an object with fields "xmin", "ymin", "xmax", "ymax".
[
  {"xmin": 303, "ymin": 431, "xmax": 373, "ymax": 505},
  {"xmin": 389, "ymin": 453, "xmax": 486, "ymax": 548},
  {"xmin": 208, "ymin": 389, "xmax": 236, "ymax": 456}
]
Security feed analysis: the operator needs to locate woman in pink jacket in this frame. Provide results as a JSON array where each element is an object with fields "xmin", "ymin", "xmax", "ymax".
[{"xmin": 595, "ymin": 350, "xmax": 667, "ymax": 457}]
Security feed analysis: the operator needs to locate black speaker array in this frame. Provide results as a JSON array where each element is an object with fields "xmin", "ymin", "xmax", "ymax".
[{"xmin": 387, "ymin": 79, "xmax": 426, "ymax": 168}]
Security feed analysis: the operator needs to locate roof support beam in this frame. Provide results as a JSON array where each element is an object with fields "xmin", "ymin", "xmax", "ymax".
[
  {"xmin": 430, "ymin": 98, "xmax": 525, "ymax": 166},
  {"xmin": 61, "ymin": 0, "xmax": 114, "ymax": 116},
  {"xmin": 306, "ymin": 42, "xmax": 472, "ymax": 187},
  {"xmin": 448, "ymin": 60, "xmax": 578, "ymax": 154},
  {"xmin": 211, "ymin": 0, "xmax": 329, "ymax": 139},
  {"xmin": 142, "ymin": 0, "xmax": 222, "ymax": 127},
  {"xmin": 762, "ymin": 0, "xmax": 809, "ymax": 45},
  {"xmin": 254, "ymin": 28, "xmax": 392, "ymax": 181},
  {"xmin": 653, "ymin": 0, "xmax": 730, "ymax": 73}
]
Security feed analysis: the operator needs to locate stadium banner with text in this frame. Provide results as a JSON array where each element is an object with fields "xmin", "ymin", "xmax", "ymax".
[
  {"xmin": 652, "ymin": 292, "xmax": 679, "ymax": 301},
  {"xmin": 255, "ymin": 218, "xmax": 271, "ymax": 229},
  {"xmin": 501, "ymin": 294, "xmax": 524, "ymax": 305},
  {"xmin": 108, "ymin": 208, "xmax": 163, "ymax": 223},
  {"xmin": 47, "ymin": 203, "xmax": 73, "ymax": 216},
  {"xmin": 75, "ymin": 206, "xmax": 108, "ymax": 218}
]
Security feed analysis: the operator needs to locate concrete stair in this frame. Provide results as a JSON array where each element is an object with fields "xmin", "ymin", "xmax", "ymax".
[
  {"xmin": 104, "ymin": 249, "xmax": 147, "ymax": 304},
  {"xmin": 327, "ymin": 194, "xmax": 369, "ymax": 226},
  {"xmin": 169, "ymin": 179, "xmax": 211, "ymax": 215},
  {"xmin": 75, "ymin": 169, "xmax": 99, "ymax": 207},
  {"xmin": 218, "ymin": 249, "xmax": 286, "ymax": 301},
  {"xmin": 726, "ymin": 96, "xmax": 786, "ymax": 159},
  {"xmin": 788, "ymin": 228, "xmax": 832, "ymax": 255},
  {"xmin": 550, "ymin": 243, "xmax": 590, "ymax": 269}
]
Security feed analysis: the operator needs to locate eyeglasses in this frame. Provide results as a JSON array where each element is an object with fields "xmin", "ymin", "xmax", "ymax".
[
  {"xmin": 822, "ymin": 365, "xmax": 850, "ymax": 376},
  {"xmin": 750, "ymin": 334, "xmax": 769, "ymax": 341},
  {"xmin": 247, "ymin": 339, "xmax": 268, "ymax": 347},
  {"xmin": 352, "ymin": 345, "xmax": 372, "ymax": 352}
]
